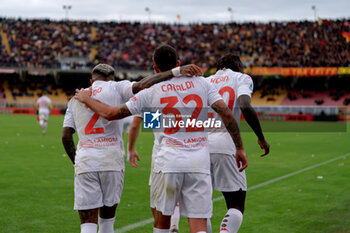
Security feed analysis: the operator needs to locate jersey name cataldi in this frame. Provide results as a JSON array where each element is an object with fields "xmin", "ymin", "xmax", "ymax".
[
  {"xmin": 63, "ymin": 80, "xmax": 134, "ymax": 174},
  {"xmin": 207, "ymin": 69, "xmax": 253, "ymax": 155},
  {"xmin": 126, "ymin": 76, "xmax": 222, "ymax": 174}
]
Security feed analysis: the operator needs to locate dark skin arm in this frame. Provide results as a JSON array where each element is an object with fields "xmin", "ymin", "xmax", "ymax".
[
  {"xmin": 238, "ymin": 95, "xmax": 270, "ymax": 157},
  {"xmin": 62, "ymin": 127, "xmax": 76, "ymax": 164},
  {"xmin": 211, "ymin": 99, "xmax": 247, "ymax": 172},
  {"xmin": 131, "ymin": 64, "xmax": 203, "ymax": 94}
]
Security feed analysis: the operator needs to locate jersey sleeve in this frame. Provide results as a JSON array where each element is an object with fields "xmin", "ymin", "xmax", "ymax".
[
  {"xmin": 125, "ymin": 89, "xmax": 149, "ymax": 115},
  {"xmin": 112, "ymin": 80, "xmax": 135, "ymax": 102},
  {"xmin": 63, "ymin": 99, "xmax": 76, "ymax": 130},
  {"xmin": 206, "ymin": 81, "xmax": 223, "ymax": 106},
  {"xmin": 237, "ymin": 74, "xmax": 253, "ymax": 98}
]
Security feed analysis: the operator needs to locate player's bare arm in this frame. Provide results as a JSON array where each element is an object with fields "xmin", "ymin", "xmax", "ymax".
[
  {"xmin": 62, "ymin": 127, "xmax": 76, "ymax": 164},
  {"xmin": 212, "ymin": 100, "xmax": 243, "ymax": 149},
  {"xmin": 128, "ymin": 117, "xmax": 142, "ymax": 167},
  {"xmin": 211, "ymin": 99, "xmax": 248, "ymax": 172},
  {"xmin": 74, "ymin": 88, "xmax": 131, "ymax": 121},
  {"xmin": 238, "ymin": 95, "xmax": 270, "ymax": 157},
  {"xmin": 131, "ymin": 64, "xmax": 203, "ymax": 94}
]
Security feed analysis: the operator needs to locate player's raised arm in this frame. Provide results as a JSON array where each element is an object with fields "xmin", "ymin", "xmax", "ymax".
[
  {"xmin": 238, "ymin": 95, "xmax": 270, "ymax": 157},
  {"xmin": 131, "ymin": 64, "xmax": 203, "ymax": 94},
  {"xmin": 62, "ymin": 127, "xmax": 76, "ymax": 164},
  {"xmin": 211, "ymin": 99, "xmax": 248, "ymax": 172},
  {"xmin": 128, "ymin": 116, "xmax": 143, "ymax": 167},
  {"xmin": 74, "ymin": 88, "xmax": 132, "ymax": 121}
]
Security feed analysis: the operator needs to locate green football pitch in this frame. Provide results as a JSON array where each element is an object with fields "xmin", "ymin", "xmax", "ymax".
[{"xmin": 0, "ymin": 114, "xmax": 349, "ymax": 233}]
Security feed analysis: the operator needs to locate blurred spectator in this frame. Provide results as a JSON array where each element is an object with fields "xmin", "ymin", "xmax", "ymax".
[{"xmin": 315, "ymin": 99, "xmax": 325, "ymax": 105}]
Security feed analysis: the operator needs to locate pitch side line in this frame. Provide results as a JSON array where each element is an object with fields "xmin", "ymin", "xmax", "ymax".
[{"xmin": 115, "ymin": 153, "xmax": 350, "ymax": 233}]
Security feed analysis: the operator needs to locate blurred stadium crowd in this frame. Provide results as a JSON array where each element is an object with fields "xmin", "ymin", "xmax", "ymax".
[
  {"xmin": 0, "ymin": 18, "xmax": 349, "ymax": 69},
  {"xmin": 0, "ymin": 18, "xmax": 349, "ymax": 111}
]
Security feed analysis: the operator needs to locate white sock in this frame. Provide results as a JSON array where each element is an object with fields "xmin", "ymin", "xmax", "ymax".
[
  {"xmin": 197, "ymin": 231, "xmax": 206, "ymax": 233},
  {"xmin": 207, "ymin": 218, "xmax": 212, "ymax": 233},
  {"xmin": 43, "ymin": 122, "xmax": 47, "ymax": 133},
  {"xmin": 81, "ymin": 223, "xmax": 97, "ymax": 233},
  {"xmin": 153, "ymin": 227, "xmax": 170, "ymax": 233},
  {"xmin": 170, "ymin": 204, "xmax": 180, "ymax": 230},
  {"xmin": 98, "ymin": 217, "xmax": 115, "ymax": 233},
  {"xmin": 219, "ymin": 208, "xmax": 243, "ymax": 233},
  {"xmin": 39, "ymin": 120, "xmax": 44, "ymax": 127}
]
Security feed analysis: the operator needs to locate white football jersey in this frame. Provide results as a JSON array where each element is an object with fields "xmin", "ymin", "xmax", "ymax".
[
  {"xmin": 36, "ymin": 96, "xmax": 51, "ymax": 113},
  {"xmin": 126, "ymin": 76, "xmax": 222, "ymax": 174},
  {"xmin": 63, "ymin": 80, "xmax": 134, "ymax": 174},
  {"xmin": 207, "ymin": 68, "xmax": 253, "ymax": 155}
]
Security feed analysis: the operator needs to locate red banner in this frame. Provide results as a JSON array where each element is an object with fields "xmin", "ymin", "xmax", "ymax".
[
  {"xmin": 250, "ymin": 67, "xmax": 281, "ymax": 76},
  {"xmin": 280, "ymin": 67, "xmax": 338, "ymax": 77},
  {"xmin": 249, "ymin": 67, "xmax": 339, "ymax": 76}
]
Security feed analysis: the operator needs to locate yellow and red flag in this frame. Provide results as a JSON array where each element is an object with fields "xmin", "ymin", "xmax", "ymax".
[{"xmin": 342, "ymin": 31, "xmax": 350, "ymax": 43}]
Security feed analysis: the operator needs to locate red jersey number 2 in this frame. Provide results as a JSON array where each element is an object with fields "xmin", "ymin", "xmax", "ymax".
[
  {"xmin": 85, "ymin": 113, "xmax": 104, "ymax": 135},
  {"xmin": 219, "ymin": 86, "xmax": 235, "ymax": 111}
]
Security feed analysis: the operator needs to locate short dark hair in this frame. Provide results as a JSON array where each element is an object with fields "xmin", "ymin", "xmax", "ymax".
[
  {"xmin": 92, "ymin": 64, "xmax": 115, "ymax": 78},
  {"xmin": 153, "ymin": 44, "xmax": 178, "ymax": 72},
  {"xmin": 216, "ymin": 54, "xmax": 243, "ymax": 72}
]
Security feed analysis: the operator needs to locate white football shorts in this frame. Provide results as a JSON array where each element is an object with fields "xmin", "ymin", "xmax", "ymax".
[
  {"xmin": 210, "ymin": 153, "xmax": 247, "ymax": 192},
  {"xmin": 74, "ymin": 171, "xmax": 124, "ymax": 210},
  {"xmin": 38, "ymin": 109, "xmax": 50, "ymax": 121},
  {"xmin": 150, "ymin": 172, "xmax": 212, "ymax": 218}
]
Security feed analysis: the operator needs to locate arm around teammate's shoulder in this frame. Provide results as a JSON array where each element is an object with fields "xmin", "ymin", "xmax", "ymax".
[
  {"xmin": 131, "ymin": 64, "xmax": 203, "ymax": 94},
  {"xmin": 74, "ymin": 88, "xmax": 132, "ymax": 121}
]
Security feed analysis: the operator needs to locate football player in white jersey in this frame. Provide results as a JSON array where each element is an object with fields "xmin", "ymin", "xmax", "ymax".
[
  {"xmin": 62, "ymin": 63, "xmax": 203, "ymax": 233},
  {"xmin": 127, "ymin": 116, "xmax": 186, "ymax": 233},
  {"xmin": 207, "ymin": 54, "xmax": 270, "ymax": 233},
  {"xmin": 74, "ymin": 45, "xmax": 248, "ymax": 233},
  {"xmin": 35, "ymin": 92, "xmax": 52, "ymax": 134}
]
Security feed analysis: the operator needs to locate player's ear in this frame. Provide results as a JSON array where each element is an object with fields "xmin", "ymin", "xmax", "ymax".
[
  {"xmin": 153, "ymin": 65, "xmax": 161, "ymax": 73},
  {"xmin": 176, "ymin": 60, "xmax": 180, "ymax": 67}
]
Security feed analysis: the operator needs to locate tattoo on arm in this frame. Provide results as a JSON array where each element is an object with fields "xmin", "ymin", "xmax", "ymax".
[
  {"xmin": 105, "ymin": 104, "xmax": 132, "ymax": 121},
  {"xmin": 212, "ymin": 100, "xmax": 243, "ymax": 149},
  {"xmin": 84, "ymin": 97, "xmax": 131, "ymax": 121},
  {"xmin": 224, "ymin": 120, "xmax": 243, "ymax": 149},
  {"xmin": 62, "ymin": 127, "xmax": 76, "ymax": 164},
  {"xmin": 132, "ymin": 70, "xmax": 173, "ymax": 94},
  {"xmin": 114, "ymin": 104, "xmax": 131, "ymax": 120}
]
